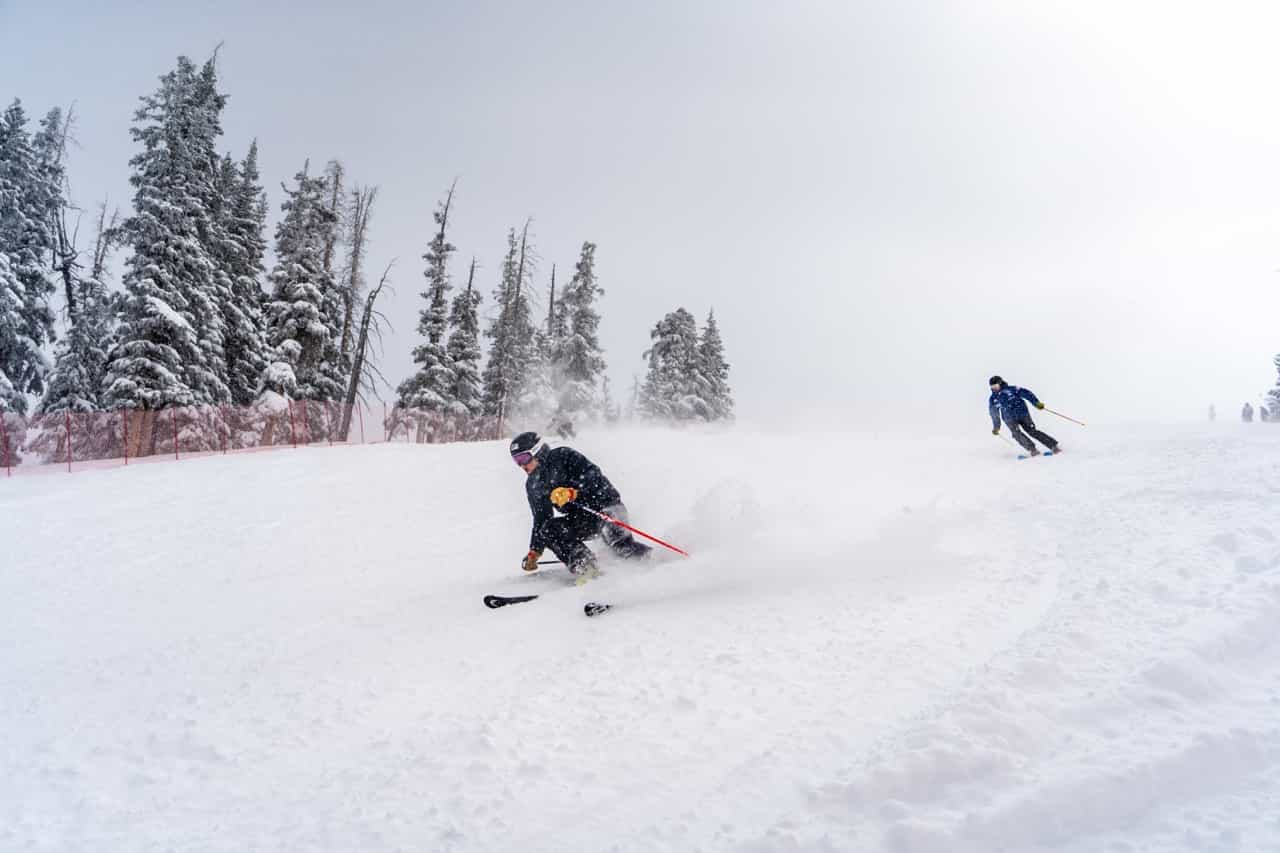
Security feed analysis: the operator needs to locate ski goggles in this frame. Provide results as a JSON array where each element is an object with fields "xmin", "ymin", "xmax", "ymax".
[{"xmin": 511, "ymin": 439, "xmax": 545, "ymax": 466}]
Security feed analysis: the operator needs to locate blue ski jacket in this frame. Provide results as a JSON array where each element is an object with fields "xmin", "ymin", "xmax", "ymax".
[{"xmin": 989, "ymin": 385, "xmax": 1042, "ymax": 428}]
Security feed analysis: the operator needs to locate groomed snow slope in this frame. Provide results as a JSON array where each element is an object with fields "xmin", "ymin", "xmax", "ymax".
[{"xmin": 3, "ymin": 424, "xmax": 1279, "ymax": 852}]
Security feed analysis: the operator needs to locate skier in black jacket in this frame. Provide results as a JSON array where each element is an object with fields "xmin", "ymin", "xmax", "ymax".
[{"xmin": 509, "ymin": 431, "xmax": 650, "ymax": 577}]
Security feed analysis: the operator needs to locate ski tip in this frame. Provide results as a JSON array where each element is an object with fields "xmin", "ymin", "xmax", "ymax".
[
  {"xmin": 583, "ymin": 602, "xmax": 611, "ymax": 617},
  {"xmin": 484, "ymin": 593, "xmax": 539, "ymax": 609}
]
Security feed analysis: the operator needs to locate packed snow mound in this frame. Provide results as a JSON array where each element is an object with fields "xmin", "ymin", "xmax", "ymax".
[{"xmin": 2, "ymin": 423, "xmax": 1279, "ymax": 852}]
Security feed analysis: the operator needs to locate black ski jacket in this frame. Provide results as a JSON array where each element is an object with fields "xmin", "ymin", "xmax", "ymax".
[{"xmin": 526, "ymin": 446, "xmax": 622, "ymax": 551}]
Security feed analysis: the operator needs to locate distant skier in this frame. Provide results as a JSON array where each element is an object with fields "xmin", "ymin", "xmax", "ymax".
[
  {"xmin": 1209, "ymin": 405, "xmax": 1217, "ymax": 422},
  {"xmin": 509, "ymin": 431, "xmax": 650, "ymax": 579},
  {"xmin": 546, "ymin": 412, "xmax": 576, "ymax": 439},
  {"xmin": 1242, "ymin": 403, "xmax": 1255, "ymax": 423},
  {"xmin": 1262, "ymin": 407, "xmax": 1271, "ymax": 423},
  {"xmin": 988, "ymin": 376, "xmax": 1060, "ymax": 456}
]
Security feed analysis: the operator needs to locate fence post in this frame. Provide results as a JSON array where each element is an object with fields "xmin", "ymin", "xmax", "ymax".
[
  {"xmin": 327, "ymin": 401, "xmax": 333, "ymax": 447},
  {"xmin": 383, "ymin": 402, "xmax": 389, "ymax": 442},
  {"xmin": 172, "ymin": 407, "xmax": 180, "ymax": 460},
  {"xmin": 65, "ymin": 410, "xmax": 73, "ymax": 473},
  {"xmin": 220, "ymin": 406, "xmax": 228, "ymax": 454},
  {"xmin": 301, "ymin": 400, "xmax": 311, "ymax": 446},
  {"xmin": 122, "ymin": 409, "xmax": 129, "ymax": 466},
  {"xmin": 2, "ymin": 417, "xmax": 10, "ymax": 477},
  {"xmin": 357, "ymin": 403, "xmax": 365, "ymax": 444},
  {"xmin": 288, "ymin": 399, "xmax": 298, "ymax": 448}
]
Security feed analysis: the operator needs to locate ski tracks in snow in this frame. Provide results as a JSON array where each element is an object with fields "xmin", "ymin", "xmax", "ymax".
[{"xmin": 746, "ymin": 429, "xmax": 1280, "ymax": 852}]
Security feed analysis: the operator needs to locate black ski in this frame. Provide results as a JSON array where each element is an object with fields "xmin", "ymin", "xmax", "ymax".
[
  {"xmin": 483, "ymin": 593, "xmax": 613, "ymax": 616},
  {"xmin": 483, "ymin": 593, "xmax": 540, "ymax": 609}
]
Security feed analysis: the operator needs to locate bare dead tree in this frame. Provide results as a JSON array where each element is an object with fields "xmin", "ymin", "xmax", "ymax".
[
  {"xmin": 340, "ymin": 185, "xmax": 378, "ymax": 359},
  {"xmin": 340, "ymin": 261, "xmax": 394, "ymax": 440},
  {"xmin": 90, "ymin": 202, "xmax": 122, "ymax": 282},
  {"xmin": 320, "ymin": 160, "xmax": 345, "ymax": 278},
  {"xmin": 545, "ymin": 263, "xmax": 557, "ymax": 336},
  {"xmin": 45, "ymin": 105, "xmax": 84, "ymax": 320},
  {"xmin": 514, "ymin": 218, "xmax": 531, "ymax": 309}
]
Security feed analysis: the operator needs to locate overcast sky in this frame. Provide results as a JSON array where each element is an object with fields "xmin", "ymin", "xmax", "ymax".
[{"xmin": 4, "ymin": 0, "xmax": 1279, "ymax": 426}]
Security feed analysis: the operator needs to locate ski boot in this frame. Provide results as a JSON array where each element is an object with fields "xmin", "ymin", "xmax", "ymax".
[{"xmin": 566, "ymin": 547, "xmax": 600, "ymax": 585}]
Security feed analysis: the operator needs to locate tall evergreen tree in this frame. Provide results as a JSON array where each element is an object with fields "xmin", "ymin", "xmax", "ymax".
[
  {"xmin": 0, "ymin": 100, "xmax": 59, "ymax": 411},
  {"xmin": 481, "ymin": 223, "xmax": 538, "ymax": 420},
  {"xmin": 550, "ymin": 241, "xmax": 607, "ymax": 423},
  {"xmin": 1268, "ymin": 353, "xmax": 1280, "ymax": 414},
  {"xmin": 697, "ymin": 309, "xmax": 733, "ymax": 420},
  {"xmin": 638, "ymin": 307, "xmax": 708, "ymax": 421},
  {"xmin": 261, "ymin": 162, "xmax": 344, "ymax": 401},
  {"xmin": 398, "ymin": 183, "xmax": 458, "ymax": 410},
  {"xmin": 546, "ymin": 263, "xmax": 568, "ymax": 342},
  {"xmin": 601, "ymin": 374, "xmax": 620, "ymax": 423},
  {"xmin": 211, "ymin": 141, "xmax": 270, "ymax": 405},
  {"xmin": 445, "ymin": 257, "xmax": 483, "ymax": 417},
  {"xmin": 103, "ymin": 57, "xmax": 231, "ymax": 410},
  {"xmin": 0, "ymin": 252, "xmax": 28, "ymax": 413}
]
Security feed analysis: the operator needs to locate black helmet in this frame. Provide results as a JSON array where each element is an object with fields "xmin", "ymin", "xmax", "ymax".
[
  {"xmin": 509, "ymin": 431, "xmax": 547, "ymax": 465},
  {"xmin": 988, "ymin": 375, "xmax": 1006, "ymax": 388}
]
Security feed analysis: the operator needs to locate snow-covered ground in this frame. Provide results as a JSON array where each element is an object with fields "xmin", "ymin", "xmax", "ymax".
[{"xmin": 3, "ymin": 423, "xmax": 1279, "ymax": 852}]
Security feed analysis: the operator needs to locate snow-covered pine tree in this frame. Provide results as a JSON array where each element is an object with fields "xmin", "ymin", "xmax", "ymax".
[
  {"xmin": 36, "ymin": 205, "xmax": 119, "ymax": 415},
  {"xmin": 550, "ymin": 241, "xmax": 608, "ymax": 424},
  {"xmin": 481, "ymin": 223, "xmax": 539, "ymax": 422},
  {"xmin": 546, "ymin": 264, "xmax": 568, "ymax": 343},
  {"xmin": 639, "ymin": 307, "xmax": 709, "ymax": 421},
  {"xmin": 697, "ymin": 309, "xmax": 733, "ymax": 421},
  {"xmin": 1268, "ymin": 353, "xmax": 1280, "ymax": 415},
  {"xmin": 211, "ymin": 142, "xmax": 271, "ymax": 405},
  {"xmin": 627, "ymin": 374, "xmax": 640, "ymax": 421},
  {"xmin": 0, "ymin": 252, "xmax": 28, "ymax": 414},
  {"xmin": 540, "ymin": 263, "xmax": 569, "ymax": 434},
  {"xmin": 521, "ymin": 330, "xmax": 556, "ymax": 429},
  {"xmin": 0, "ymin": 99, "xmax": 59, "ymax": 411},
  {"xmin": 509, "ymin": 228, "xmax": 554, "ymax": 426},
  {"xmin": 397, "ymin": 182, "xmax": 458, "ymax": 410},
  {"xmin": 318, "ymin": 161, "xmax": 352, "ymax": 387},
  {"xmin": 103, "ymin": 57, "xmax": 232, "ymax": 411},
  {"xmin": 445, "ymin": 256, "xmax": 483, "ymax": 417},
  {"xmin": 185, "ymin": 57, "xmax": 235, "ymax": 399},
  {"xmin": 261, "ymin": 162, "xmax": 345, "ymax": 401},
  {"xmin": 601, "ymin": 374, "xmax": 620, "ymax": 423}
]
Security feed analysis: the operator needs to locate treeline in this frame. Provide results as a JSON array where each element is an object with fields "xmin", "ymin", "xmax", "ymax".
[{"xmin": 0, "ymin": 52, "xmax": 733, "ymax": 448}]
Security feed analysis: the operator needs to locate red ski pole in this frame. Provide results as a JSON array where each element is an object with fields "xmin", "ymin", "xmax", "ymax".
[{"xmin": 572, "ymin": 504, "xmax": 690, "ymax": 557}]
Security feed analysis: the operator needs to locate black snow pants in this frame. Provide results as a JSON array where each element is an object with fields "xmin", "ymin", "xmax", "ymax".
[
  {"xmin": 538, "ymin": 503, "xmax": 651, "ymax": 569},
  {"xmin": 1007, "ymin": 415, "xmax": 1058, "ymax": 453}
]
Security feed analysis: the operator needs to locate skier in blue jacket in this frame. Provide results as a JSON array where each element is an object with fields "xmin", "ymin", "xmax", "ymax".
[{"xmin": 988, "ymin": 376, "xmax": 1060, "ymax": 456}]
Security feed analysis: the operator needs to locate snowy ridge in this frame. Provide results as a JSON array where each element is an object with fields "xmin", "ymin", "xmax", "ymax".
[{"xmin": 2, "ymin": 423, "xmax": 1278, "ymax": 851}]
